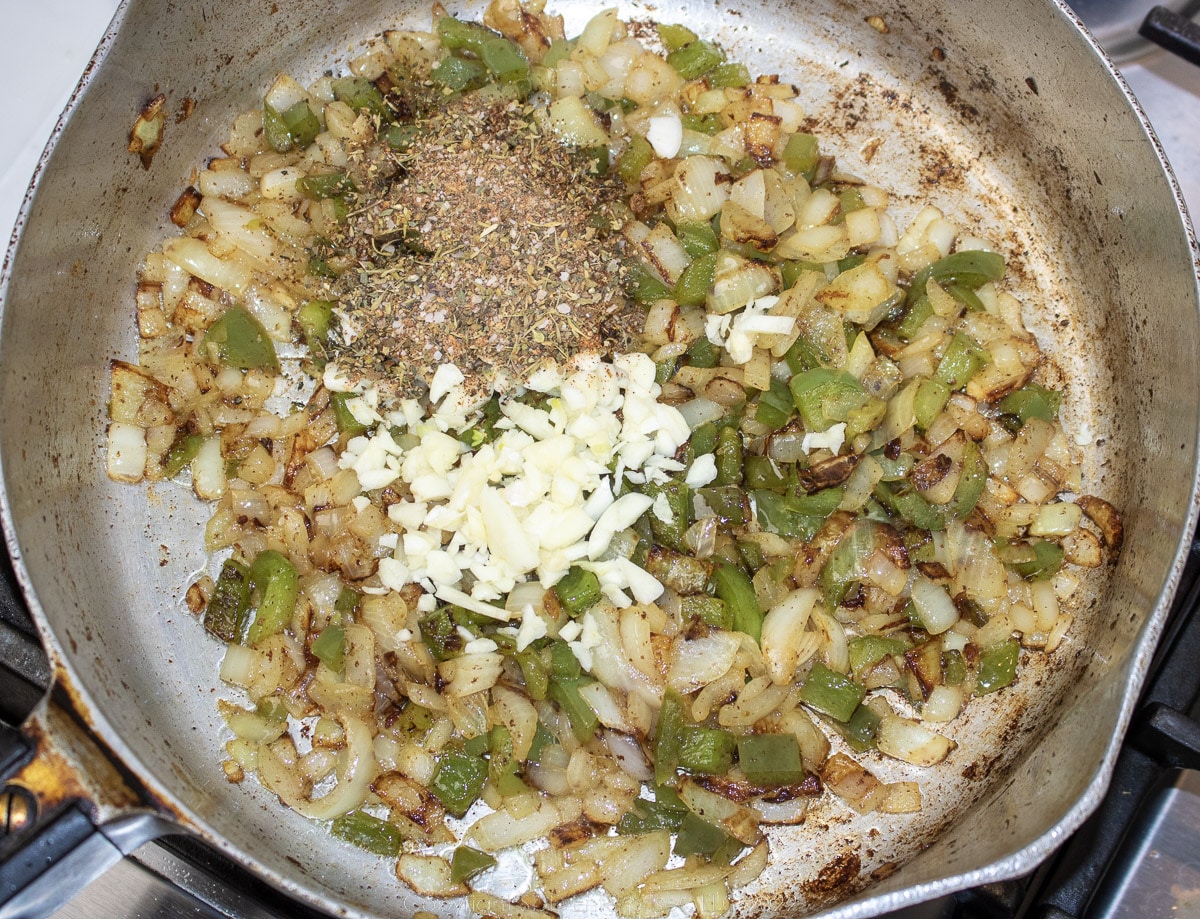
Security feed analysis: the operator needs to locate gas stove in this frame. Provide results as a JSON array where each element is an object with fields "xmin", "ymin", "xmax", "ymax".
[{"xmin": 1, "ymin": 3, "xmax": 1199, "ymax": 918}]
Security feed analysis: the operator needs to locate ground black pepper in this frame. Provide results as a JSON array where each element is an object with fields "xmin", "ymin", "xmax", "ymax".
[{"xmin": 326, "ymin": 93, "xmax": 639, "ymax": 400}]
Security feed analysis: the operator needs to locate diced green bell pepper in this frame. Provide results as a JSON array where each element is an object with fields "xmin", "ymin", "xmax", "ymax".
[
  {"xmin": 654, "ymin": 688, "xmax": 688, "ymax": 785},
  {"xmin": 976, "ymin": 638, "xmax": 1020, "ymax": 694},
  {"xmin": 450, "ymin": 845, "xmax": 498, "ymax": 884},
  {"xmin": 673, "ymin": 811, "xmax": 730, "ymax": 857},
  {"xmin": 554, "ymin": 565, "xmax": 603, "ymax": 616},
  {"xmin": 674, "ymin": 252, "xmax": 717, "ymax": 307},
  {"xmin": 667, "ymin": 39, "xmax": 725, "ymax": 79},
  {"xmin": 999, "ymin": 382, "xmax": 1062, "ymax": 425},
  {"xmin": 431, "ymin": 747, "xmax": 489, "ymax": 818},
  {"xmin": 951, "ymin": 440, "xmax": 988, "ymax": 519},
  {"xmin": 712, "ymin": 563, "xmax": 764, "ymax": 643},
  {"xmin": 934, "ymin": 333, "xmax": 989, "ymax": 390},
  {"xmin": 678, "ymin": 726, "xmax": 737, "ymax": 774},
  {"xmin": 331, "ymin": 76, "xmax": 389, "ymax": 120},
  {"xmin": 737, "ymin": 733, "xmax": 807, "ymax": 785},
  {"xmin": 312, "ymin": 623, "xmax": 345, "ymax": 671},
  {"xmin": 330, "ymin": 811, "xmax": 404, "ymax": 856},
  {"xmin": 245, "ymin": 550, "xmax": 299, "ymax": 645},
  {"xmin": 799, "ymin": 662, "xmax": 865, "ymax": 723},
  {"xmin": 329, "ymin": 391, "xmax": 370, "ymax": 437},
  {"xmin": 201, "ymin": 305, "xmax": 280, "ymax": 374},
  {"xmin": 205, "ymin": 558, "xmax": 251, "ymax": 643}
]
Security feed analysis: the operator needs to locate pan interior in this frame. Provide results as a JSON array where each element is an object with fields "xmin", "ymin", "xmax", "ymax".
[{"xmin": 0, "ymin": 0, "xmax": 1195, "ymax": 916}]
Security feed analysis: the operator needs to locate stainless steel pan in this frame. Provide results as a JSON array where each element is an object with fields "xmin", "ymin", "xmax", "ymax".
[{"xmin": 2, "ymin": 0, "xmax": 1198, "ymax": 917}]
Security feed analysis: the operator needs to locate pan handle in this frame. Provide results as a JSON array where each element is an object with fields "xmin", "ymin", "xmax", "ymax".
[
  {"xmin": 0, "ymin": 691, "xmax": 179, "ymax": 919},
  {"xmin": 1140, "ymin": 6, "xmax": 1200, "ymax": 67}
]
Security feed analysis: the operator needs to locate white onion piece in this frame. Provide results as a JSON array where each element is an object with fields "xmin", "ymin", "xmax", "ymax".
[
  {"xmin": 677, "ymin": 397, "xmax": 724, "ymax": 430},
  {"xmin": 526, "ymin": 744, "xmax": 571, "ymax": 797},
  {"xmin": 922, "ymin": 684, "xmax": 964, "ymax": 723},
  {"xmin": 666, "ymin": 632, "xmax": 741, "ymax": 693},
  {"xmin": 396, "ymin": 854, "xmax": 467, "ymax": 898},
  {"xmin": 289, "ymin": 713, "xmax": 377, "ymax": 819},
  {"xmin": 876, "ymin": 713, "xmax": 955, "ymax": 766},
  {"xmin": 603, "ymin": 731, "xmax": 653, "ymax": 781},
  {"xmin": 761, "ymin": 588, "xmax": 820, "ymax": 684},
  {"xmin": 470, "ymin": 797, "xmax": 562, "ymax": 850},
  {"xmin": 910, "ymin": 576, "xmax": 958, "ymax": 635},
  {"xmin": 753, "ymin": 795, "xmax": 810, "ymax": 825},
  {"xmin": 578, "ymin": 682, "xmax": 633, "ymax": 732},
  {"xmin": 106, "ymin": 423, "xmax": 147, "ymax": 483}
]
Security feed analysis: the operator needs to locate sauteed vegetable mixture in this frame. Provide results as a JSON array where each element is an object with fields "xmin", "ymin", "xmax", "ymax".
[{"xmin": 106, "ymin": 2, "xmax": 1123, "ymax": 914}]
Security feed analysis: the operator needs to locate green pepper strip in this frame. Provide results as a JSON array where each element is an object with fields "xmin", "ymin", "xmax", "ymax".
[
  {"xmin": 755, "ymin": 487, "xmax": 842, "ymax": 541},
  {"xmin": 951, "ymin": 440, "xmax": 988, "ymax": 519},
  {"xmin": 934, "ymin": 333, "xmax": 990, "ymax": 390},
  {"xmin": 674, "ymin": 251, "xmax": 717, "ymax": 307},
  {"xmin": 297, "ymin": 299, "xmax": 334, "ymax": 355},
  {"xmin": 554, "ymin": 565, "xmax": 603, "ymax": 616},
  {"xmin": 686, "ymin": 335, "xmax": 721, "ymax": 369},
  {"xmin": 330, "ymin": 811, "xmax": 404, "ymax": 856},
  {"xmin": 618, "ymin": 135, "xmax": 654, "ymax": 185},
  {"xmin": 548, "ymin": 679, "xmax": 599, "ymax": 743},
  {"xmin": 782, "ymin": 133, "xmax": 819, "ymax": 180},
  {"xmin": 848, "ymin": 634, "xmax": 909, "ymax": 677},
  {"xmin": 450, "ymin": 845, "xmax": 498, "ymax": 884},
  {"xmin": 644, "ymin": 547, "xmax": 713, "ymax": 595},
  {"xmin": 657, "ymin": 22, "xmax": 697, "ymax": 51},
  {"xmin": 976, "ymin": 638, "xmax": 1020, "ymax": 694},
  {"xmin": 430, "ymin": 747, "xmax": 489, "ymax": 818},
  {"xmin": 696, "ymin": 485, "xmax": 749, "ymax": 525},
  {"xmin": 616, "ymin": 791, "xmax": 688, "ymax": 834},
  {"xmin": 790, "ymin": 368, "xmax": 871, "ymax": 433},
  {"xmin": 942, "ymin": 648, "xmax": 968, "ymax": 685},
  {"xmin": 666, "ymin": 39, "xmax": 725, "ymax": 79},
  {"xmin": 312, "ymin": 623, "xmax": 346, "ymax": 671},
  {"xmin": 431, "ymin": 55, "xmax": 488, "ymax": 91},
  {"xmin": 680, "ymin": 594, "xmax": 731, "ymax": 630},
  {"xmin": 678, "ymin": 726, "xmax": 737, "ymax": 774},
  {"xmin": 296, "ymin": 171, "xmax": 356, "ymax": 200},
  {"xmin": 874, "ymin": 480, "xmax": 946, "ymax": 531},
  {"xmin": 712, "ymin": 563, "xmax": 764, "ymax": 643},
  {"xmin": 755, "ymin": 377, "xmax": 795, "ymax": 431},
  {"xmin": 737, "ymin": 733, "xmax": 807, "ymax": 785},
  {"xmin": 330, "ymin": 76, "xmax": 389, "ymax": 120},
  {"xmin": 838, "ymin": 703, "xmax": 882, "ymax": 753},
  {"xmin": 643, "ymin": 479, "xmax": 691, "ymax": 551},
  {"xmin": 204, "ymin": 559, "xmax": 251, "ymax": 643},
  {"xmin": 515, "ymin": 646, "xmax": 549, "ymax": 700},
  {"xmin": 999, "ymin": 382, "xmax": 1062, "ymax": 425},
  {"xmin": 998, "ymin": 539, "xmax": 1065, "ymax": 581},
  {"xmin": 675, "ymin": 221, "xmax": 720, "ymax": 258},
  {"xmin": 673, "ymin": 811, "xmax": 730, "ymax": 857},
  {"xmin": 907, "ymin": 250, "xmax": 1006, "ymax": 306},
  {"xmin": 913, "ymin": 378, "xmax": 951, "ymax": 430},
  {"xmin": 281, "ymin": 101, "xmax": 320, "ymax": 149},
  {"xmin": 245, "ymin": 550, "xmax": 299, "ymax": 646},
  {"xmin": 799, "ymin": 662, "xmax": 866, "ymax": 723},
  {"xmin": 714, "ymin": 425, "xmax": 744, "ymax": 486},
  {"xmin": 709, "ymin": 61, "xmax": 751, "ymax": 88},
  {"xmin": 329, "ymin": 391, "xmax": 370, "ymax": 438},
  {"xmin": 201, "ymin": 305, "xmax": 280, "ymax": 374},
  {"xmin": 487, "ymin": 724, "xmax": 527, "ymax": 797},
  {"xmin": 162, "ymin": 432, "xmax": 203, "ymax": 479},
  {"xmin": 654, "ymin": 688, "xmax": 688, "ymax": 785},
  {"xmin": 262, "ymin": 102, "xmax": 294, "ymax": 153}
]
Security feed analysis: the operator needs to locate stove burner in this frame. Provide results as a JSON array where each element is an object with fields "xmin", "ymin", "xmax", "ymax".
[{"xmin": 1070, "ymin": 0, "xmax": 1200, "ymax": 60}]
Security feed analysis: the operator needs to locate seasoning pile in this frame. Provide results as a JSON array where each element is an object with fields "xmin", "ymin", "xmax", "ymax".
[{"xmin": 330, "ymin": 96, "xmax": 638, "ymax": 398}]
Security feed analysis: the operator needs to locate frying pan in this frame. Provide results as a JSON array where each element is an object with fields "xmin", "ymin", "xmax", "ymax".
[{"xmin": 1, "ymin": 0, "xmax": 1198, "ymax": 916}]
